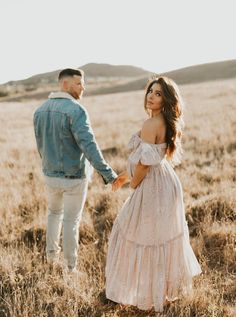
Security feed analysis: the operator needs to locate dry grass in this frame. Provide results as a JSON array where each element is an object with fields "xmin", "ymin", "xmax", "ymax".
[{"xmin": 0, "ymin": 78, "xmax": 236, "ymax": 316}]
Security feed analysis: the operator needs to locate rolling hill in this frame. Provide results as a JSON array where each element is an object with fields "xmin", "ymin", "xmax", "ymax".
[
  {"xmin": 91, "ymin": 59, "xmax": 236, "ymax": 95},
  {"xmin": 4, "ymin": 63, "xmax": 150, "ymax": 87},
  {"xmin": 0, "ymin": 59, "xmax": 235, "ymax": 101}
]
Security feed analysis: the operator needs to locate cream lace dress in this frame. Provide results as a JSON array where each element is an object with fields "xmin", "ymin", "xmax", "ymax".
[{"xmin": 105, "ymin": 132, "xmax": 201, "ymax": 312}]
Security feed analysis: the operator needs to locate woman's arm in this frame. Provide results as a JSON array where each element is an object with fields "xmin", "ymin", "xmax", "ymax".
[
  {"xmin": 130, "ymin": 118, "xmax": 160, "ymax": 189},
  {"xmin": 130, "ymin": 163, "xmax": 150, "ymax": 189}
]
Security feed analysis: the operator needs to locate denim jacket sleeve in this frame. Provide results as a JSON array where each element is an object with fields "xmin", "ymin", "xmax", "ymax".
[
  {"xmin": 70, "ymin": 107, "xmax": 117, "ymax": 184},
  {"xmin": 33, "ymin": 113, "xmax": 42, "ymax": 158}
]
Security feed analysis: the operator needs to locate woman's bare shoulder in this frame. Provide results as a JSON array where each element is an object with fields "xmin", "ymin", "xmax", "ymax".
[
  {"xmin": 141, "ymin": 116, "xmax": 165, "ymax": 143},
  {"xmin": 142, "ymin": 116, "xmax": 165, "ymax": 131},
  {"xmin": 141, "ymin": 119, "xmax": 158, "ymax": 143}
]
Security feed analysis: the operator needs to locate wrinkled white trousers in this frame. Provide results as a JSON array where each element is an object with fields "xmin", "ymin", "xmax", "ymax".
[{"xmin": 45, "ymin": 178, "xmax": 88, "ymax": 269}]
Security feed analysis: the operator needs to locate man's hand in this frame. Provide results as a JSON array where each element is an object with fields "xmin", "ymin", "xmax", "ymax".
[{"xmin": 112, "ymin": 171, "xmax": 129, "ymax": 192}]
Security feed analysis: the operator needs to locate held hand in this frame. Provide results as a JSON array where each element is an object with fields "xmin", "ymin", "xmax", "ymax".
[{"xmin": 112, "ymin": 172, "xmax": 129, "ymax": 192}]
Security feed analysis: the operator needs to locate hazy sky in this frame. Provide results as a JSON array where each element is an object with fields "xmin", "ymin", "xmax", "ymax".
[{"xmin": 0, "ymin": 0, "xmax": 235, "ymax": 84}]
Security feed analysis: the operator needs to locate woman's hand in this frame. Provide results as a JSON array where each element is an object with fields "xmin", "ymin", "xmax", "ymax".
[{"xmin": 112, "ymin": 171, "xmax": 129, "ymax": 192}]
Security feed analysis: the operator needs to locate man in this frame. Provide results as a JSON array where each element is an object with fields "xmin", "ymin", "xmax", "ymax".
[{"xmin": 33, "ymin": 68, "xmax": 117, "ymax": 273}]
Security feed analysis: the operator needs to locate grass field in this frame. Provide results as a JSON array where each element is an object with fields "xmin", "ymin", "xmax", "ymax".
[{"xmin": 0, "ymin": 78, "xmax": 235, "ymax": 316}]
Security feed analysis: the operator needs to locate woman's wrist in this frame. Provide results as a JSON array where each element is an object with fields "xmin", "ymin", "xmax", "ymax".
[{"xmin": 130, "ymin": 179, "xmax": 137, "ymax": 189}]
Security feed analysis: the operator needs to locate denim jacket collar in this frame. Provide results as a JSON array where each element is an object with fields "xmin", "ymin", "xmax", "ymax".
[{"xmin": 48, "ymin": 91, "xmax": 76, "ymax": 101}]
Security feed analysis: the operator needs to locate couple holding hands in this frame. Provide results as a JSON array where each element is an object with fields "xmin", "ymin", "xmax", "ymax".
[{"xmin": 33, "ymin": 68, "xmax": 201, "ymax": 313}]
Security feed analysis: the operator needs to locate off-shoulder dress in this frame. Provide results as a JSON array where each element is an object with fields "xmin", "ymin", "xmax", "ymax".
[{"xmin": 105, "ymin": 132, "xmax": 201, "ymax": 312}]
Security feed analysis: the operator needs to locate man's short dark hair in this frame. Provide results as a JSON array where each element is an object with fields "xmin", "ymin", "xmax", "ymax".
[{"xmin": 58, "ymin": 68, "xmax": 84, "ymax": 81}]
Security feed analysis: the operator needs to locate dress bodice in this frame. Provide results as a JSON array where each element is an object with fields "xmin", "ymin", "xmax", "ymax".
[{"xmin": 128, "ymin": 132, "xmax": 167, "ymax": 166}]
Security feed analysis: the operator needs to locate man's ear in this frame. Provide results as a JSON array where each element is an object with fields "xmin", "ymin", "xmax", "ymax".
[
  {"xmin": 59, "ymin": 78, "xmax": 70, "ymax": 91},
  {"xmin": 62, "ymin": 78, "xmax": 68, "ymax": 90}
]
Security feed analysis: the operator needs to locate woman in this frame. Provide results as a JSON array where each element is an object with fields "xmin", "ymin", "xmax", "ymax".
[{"xmin": 105, "ymin": 77, "xmax": 201, "ymax": 312}]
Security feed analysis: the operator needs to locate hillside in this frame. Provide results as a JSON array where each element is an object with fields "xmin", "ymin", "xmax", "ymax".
[
  {"xmin": 165, "ymin": 59, "xmax": 236, "ymax": 84},
  {"xmin": 0, "ymin": 63, "xmax": 150, "ymax": 101},
  {"xmin": 91, "ymin": 59, "xmax": 236, "ymax": 95},
  {"xmin": 4, "ymin": 63, "xmax": 150, "ymax": 87},
  {"xmin": 0, "ymin": 59, "xmax": 235, "ymax": 101}
]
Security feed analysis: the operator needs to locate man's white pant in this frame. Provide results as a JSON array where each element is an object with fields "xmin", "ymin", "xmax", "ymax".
[{"xmin": 46, "ymin": 179, "xmax": 88, "ymax": 269}]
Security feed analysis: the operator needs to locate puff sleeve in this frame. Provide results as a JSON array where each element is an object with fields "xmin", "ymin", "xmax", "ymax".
[
  {"xmin": 129, "ymin": 143, "xmax": 163, "ymax": 166},
  {"xmin": 127, "ymin": 133, "xmax": 141, "ymax": 151}
]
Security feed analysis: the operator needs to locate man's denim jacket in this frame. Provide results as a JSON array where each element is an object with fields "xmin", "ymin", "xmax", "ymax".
[{"xmin": 33, "ymin": 92, "xmax": 117, "ymax": 184}]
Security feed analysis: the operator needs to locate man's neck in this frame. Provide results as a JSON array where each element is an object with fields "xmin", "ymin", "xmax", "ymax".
[{"xmin": 48, "ymin": 91, "xmax": 76, "ymax": 101}]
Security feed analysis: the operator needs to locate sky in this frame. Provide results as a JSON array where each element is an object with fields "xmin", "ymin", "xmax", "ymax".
[{"xmin": 0, "ymin": 0, "xmax": 235, "ymax": 84}]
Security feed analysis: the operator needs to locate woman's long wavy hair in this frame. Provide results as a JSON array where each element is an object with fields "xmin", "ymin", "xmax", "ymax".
[{"xmin": 144, "ymin": 76, "xmax": 185, "ymax": 165}]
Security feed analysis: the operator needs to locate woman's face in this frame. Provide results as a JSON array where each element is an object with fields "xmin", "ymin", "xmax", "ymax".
[{"xmin": 146, "ymin": 83, "xmax": 164, "ymax": 111}]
